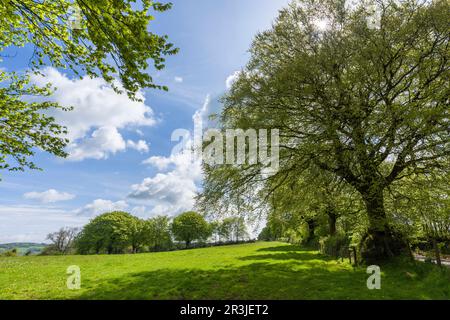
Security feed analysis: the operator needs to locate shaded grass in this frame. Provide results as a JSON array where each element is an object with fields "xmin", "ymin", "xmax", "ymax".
[{"xmin": 0, "ymin": 242, "xmax": 448, "ymax": 300}]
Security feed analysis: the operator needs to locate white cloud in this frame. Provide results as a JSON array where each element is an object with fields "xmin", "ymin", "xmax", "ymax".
[
  {"xmin": 193, "ymin": 94, "xmax": 210, "ymax": 129},
  {"xmin": 30, "ymin": 67, "xmax": 157, "ymax": 161},
  {"xmin": 74, "ymin": 199, "xmax": 129, "ymax": 216},
  {"xmin": 129, "ymin": 172, "xmax": 198, "ymax": 216},
  {"xmin": 0, "ymin": 205, "xmax": 87, "ymax": 243},
  {"xmin": 131, "ymin": 206, "xmax": 147, "ymax": 216},
  {"xmin": 131, "ymin": 151, "xmax": 202, "ymax": 216},
  {"xmin": 226, "ymin": 70, "xmax": 241, "ymax": 89},
  {"xmin": 174, "ymin": 76, "xmax": 183, "ymax": 83},
  {"xmin": 129, "ymin": 97, "xmax": 210, "ymax": 216},
  {"xmin": 23, "ymin": 189, "xmax": 75, "ymax": 203},
  {"xmin": 67, "ymin": 126, "xmax": 127, "ymax": 161},
  {"xmin": 142, "ymin": 156, "xmax": 173, "ymax": 170},
  {"xmin": 126, "ymin": 139, "xmax": 150, "ymax": 153}
]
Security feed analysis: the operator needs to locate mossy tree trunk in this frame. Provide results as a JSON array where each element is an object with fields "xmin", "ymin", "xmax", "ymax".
[
  {"xmin": 306, "ymin": 219, "xmax": 316, "ymax": 244},
  {"xmin": 327, "ymin": 208, "xmax": 337, "ymax": 236},
  {"xmin": 359, "ymin": 187, "xmax": 405, "ymax": 263}
]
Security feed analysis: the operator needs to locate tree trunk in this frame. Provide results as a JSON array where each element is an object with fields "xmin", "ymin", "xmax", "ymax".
[
  {"xmin": 186, "ymin": 240, "xmax": 191, "ymax": 249},
  {"xmin": 432, "ymin": 238, "xmax": 442, "ymax": 268},
  {"xmin": 306, "ymin": 219, "xmax": 316, "ymax": 243},
  {"xmin": 327, "ymin": 209, "xmax": 337, "ymax": 236},
  {"xmin": 360, "ymin": 188, "xmax": 404, "ymax": 263},
  {"xmin": 406, "ymin": 239, "xmax": 415, "ymax": 261}
]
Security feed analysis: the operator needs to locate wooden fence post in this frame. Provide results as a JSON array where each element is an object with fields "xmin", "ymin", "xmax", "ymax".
[{"xmin": 352, "ymin": 246, "xmax": 358, "ymax": 266}]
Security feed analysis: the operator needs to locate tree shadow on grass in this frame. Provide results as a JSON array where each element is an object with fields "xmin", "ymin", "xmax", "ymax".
[
  {"xmin": 256, "ymin": 244, "xmax": 315, "ymax": 253},
  {"xmin": 243, "ymin": 244, "xmax": 332, "ymax": 262},
  {"xmin": 239, "ymin": 252, "xmax": 331, "ymax": 262},
  {"xmin": 74, "ymin": 245, "xmax": 449, "ymax": 300},
  {"xmin": 77, "ymin": 262, "xmax": 371, "ymax": 300}
]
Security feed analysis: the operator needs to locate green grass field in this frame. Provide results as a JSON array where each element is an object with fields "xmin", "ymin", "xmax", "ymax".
[{"xmin": 0, "ymin": 242, "xmax": 448, "ymax": 300}]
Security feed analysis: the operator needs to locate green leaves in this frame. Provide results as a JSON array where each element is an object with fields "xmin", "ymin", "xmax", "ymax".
[
  {"xmin": 199, "ymin": 0, "xmax": 449, "ymax": 260},
  {"xmin": 75, "ymin": 211, "xmax": 142, "ymax": 254},
  {"xmin": 0, "ymin": 0, "xmax": 177, "ymax": 174},
  {"xmin": 171, "ymin": 211, "xmax": 211, "ymax": 246},
  {"xmin": 0, "ymin": 71, "xmax": 69, "ymax": 173},
  {"xmin": 2, "ymin": 0, "xmax": 178, "ymax": 99},
  {"xmin": 144, "ymin": 215, "xmax": 172, "ymax": 251}
]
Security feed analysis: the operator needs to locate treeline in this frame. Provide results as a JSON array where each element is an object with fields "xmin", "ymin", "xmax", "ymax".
[
  {"xmin": 255, "ymin": 171, "xmax": 450, "ymax": 266},
  {"xmin": 0, "ymin": 243, "xmax": 46, "ymax": 256},
  {"xmin": 197, "ymin": 0, "xmax": 450, "ymax": 265},
  {"xmin": 43, "ymin": 211, "xmax": 251, "ymax": 255}
]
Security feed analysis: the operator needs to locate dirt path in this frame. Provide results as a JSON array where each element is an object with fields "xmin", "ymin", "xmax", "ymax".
[{"xmin": 414, "ymin": 254, "xmax": 450, "ymax": 268}]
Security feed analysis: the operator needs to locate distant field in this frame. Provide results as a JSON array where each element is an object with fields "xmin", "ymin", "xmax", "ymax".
[
  {"xmin": 0, "ymin": 243, "xmax": 46, "ymax": 255},
  {"xmin": 0, "ymin": 242, "xmax": 448, "ymax": 300}
]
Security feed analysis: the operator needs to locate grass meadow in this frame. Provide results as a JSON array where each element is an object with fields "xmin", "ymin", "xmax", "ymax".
[{"xmin": 0, "ymin": 242, "xmax": 448, "ymax": 300}]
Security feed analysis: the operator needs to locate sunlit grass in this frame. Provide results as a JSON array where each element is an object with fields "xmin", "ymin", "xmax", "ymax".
[{"xmin": 0, "ymin": 242, "xmax": 448, "ymax": 300}]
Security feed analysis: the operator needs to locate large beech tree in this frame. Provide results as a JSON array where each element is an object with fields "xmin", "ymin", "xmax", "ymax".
[
  {"xmin": 203, "ymin": 0, "xmax": 449, "ymax": 262},
  {"xmin": 0, "ymin": 0, "xmax": 177, "ymax": 173}
]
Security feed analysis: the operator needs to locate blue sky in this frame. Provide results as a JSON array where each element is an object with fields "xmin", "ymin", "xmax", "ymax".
[{"xmin": 0, "ymin": 0, "xmax": 289, "ymax": 243}]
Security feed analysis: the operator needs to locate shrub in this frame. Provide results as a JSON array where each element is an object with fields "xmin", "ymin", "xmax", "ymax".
[
  {"xmin": 2, "ymin": 248, "xmax": 18, "ymax": 257},
  {"xmin": 40, "ymin": 245, "xmax": 63, "ymax": 256}
]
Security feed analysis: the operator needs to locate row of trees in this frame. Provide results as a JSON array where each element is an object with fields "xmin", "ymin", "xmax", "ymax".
[
  {"xmin": 198, "ymin": 0, "xmax": 449, "ymax": 264},
  {"xmin": 255, "ymin": 170, "xmax": 449, "ymax": 266},
  {"xmin": 210, "ymin": 217, "xmax": 248, "ymax": 243},
  {"xmin": 45, "ymin": 211, "xmax": 250, "ymax": 255}
]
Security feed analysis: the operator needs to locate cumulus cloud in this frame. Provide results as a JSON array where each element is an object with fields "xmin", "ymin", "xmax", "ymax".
[
  {"xmin": 174, "ymin": 76, "xmax": 183, "ymax": 83},
  {"xmin": 67, "ymin": 126, "xmax": 127, "ymax": 161},
  {"xmin": 129, "ymin": 97, "xmax": 210, "ymax": 216},
  {"xmin": 0, "ymin": 205, "xmax": 87, "ymax": 243},
  {"xmin": 23, "ymin": 189, "xmax": 75, "ymax": 203},
  {"xmin": 74, "ymin": 199, "xmax": 128, "ymax": 216},
  {"xmin": 131, "ymin": 206, "xmax": 148, "ymax": 217},
  {"xmin": 131, "ymin": 151, "xmax": 202, "ymax": 216},
  {"xmin": 126, "ymin": 139, "xmax": 150, "ymax": 153},
  {"xmin": 226, "ymin": 70, "xmax": 241, "ymax": 89},
  {"xmin": 30, "ymin": 67, "xmax": 157, "ymax": 161}
]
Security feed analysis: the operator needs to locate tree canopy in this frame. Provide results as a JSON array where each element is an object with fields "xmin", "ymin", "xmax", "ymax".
[
  {"xmin": 199, "ymin": 0, "xmax": 449, "ymax": 263},
  {"xmin": 145, "ymin": 215, "xmax": 173, "ymax": 251},
  {"xmin": 75, "ymin": 211, "xmax": 141, "ymax": 254},
  {"xmin": 171, "ymin": 211, "xmax": 211, "ymax": 248},
  {"xmin": 0, "ymin": 0, "xmax": 177, "ymax": 174}
]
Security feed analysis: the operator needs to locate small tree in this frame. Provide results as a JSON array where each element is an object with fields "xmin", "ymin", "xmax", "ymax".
[
  {"xmin": 209, "ymin": 221, "xmax": 222, "ymax": 243},
  {"xmin": 128, "ymin": 217, "xmax": 147, "ymax": 253},
  {"xmin": 75, "ymin": 211, "xmax": 136, "ymax": 254},
  {"xmin": 218, "ymin": 219, "xmax": 233, "ymax": 242},
  {"xmin": 171, "ymin": 212, "xmax": 211, "ymax": 248},
  {"xmin": 46, "ymin": 227, "xmax": 80, "ymax": 255},
  {"xmin": 145, "ymin": 216, "xmax": 173, "ymax": 251},
  {"xmin": 258, "ymin": 227, "xmax": 274, "ymax": 241},
  {"xmin": 218, "ymin": 217, "xmax": 249, "ymax": 242}
]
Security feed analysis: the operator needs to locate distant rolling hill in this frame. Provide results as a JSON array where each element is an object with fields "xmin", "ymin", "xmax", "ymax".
[{"xmin": 0, "ymin": 243, "xmax": 47, "ymax": 255}]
